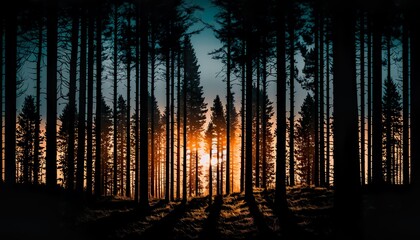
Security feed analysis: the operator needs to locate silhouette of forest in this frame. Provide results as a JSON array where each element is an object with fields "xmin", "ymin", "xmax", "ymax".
[{"xmin": 1, "ymin": 0, "xmax": 420, "ymax": 239}]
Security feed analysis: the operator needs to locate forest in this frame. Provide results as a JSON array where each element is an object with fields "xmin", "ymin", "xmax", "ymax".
[{"xmin": 1, "ymin": 0, "xmax": 420, "ymax": 239}]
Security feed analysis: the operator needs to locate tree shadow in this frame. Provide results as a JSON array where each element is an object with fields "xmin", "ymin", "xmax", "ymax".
[
  {"xmin": 199, "ymin": 195, "xmax": 223, "ymax": 240},
  {"xmin": 135, "ymin": 201, "xmax": 189, "ymax": 239},
  {"xmin": 246, "ymin": 195, "xmax": 277, "ymax": 239},
  {"xmin": 262, "ymin": 191, "xmax": 313, "ymax": 240},
  {"xmin": 81, "ymin": 200, "xmax": 165, "ymax": 239}
]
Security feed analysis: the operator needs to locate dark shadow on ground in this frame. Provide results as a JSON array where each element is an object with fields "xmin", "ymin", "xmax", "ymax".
[
  {"xmin": 246, "ymin": 195, "xmax": 276, "ymax": 239},
  {"xmin": 199, "ymin": 195, "xmax": 223, "ymax": 240},
  {"xmin": 82, "ymin": 200, "xmax": 164, "ymax": 240},
  {"xmin": 262, "ymin": 190, "xmax": 314, "ymax": 240},
  {"xmin": 133, "ymin": 201, "xmax": 188, "ymax": 240}
]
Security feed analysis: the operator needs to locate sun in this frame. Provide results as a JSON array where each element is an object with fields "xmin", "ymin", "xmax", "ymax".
[{"xmin": 200, "ymin": 153, "xmax": 210, "ymax": 167}]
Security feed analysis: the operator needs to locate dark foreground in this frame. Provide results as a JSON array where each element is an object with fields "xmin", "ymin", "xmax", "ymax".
[{"xmin": 1, "ymin": 185, "xmax": 419, "ymax": 240}]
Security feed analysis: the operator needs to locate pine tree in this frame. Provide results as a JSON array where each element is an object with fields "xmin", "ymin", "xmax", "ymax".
[
  {"xmin": 117, "ymin": 95, "xmax": 128, "ymax": 195},
  {"xmin": 295, "ymin": 94, "xmax": 315, "ymax": 185},
  {"xmin": 57, "ymin": 103, "xmax": 78, "ymax": 187},
  {"xmin": 99, "ymin": 98, "xmax": 114, "ymax": 196},
  {"xmin": 16, "ymin": 95, "xmax": 44, "ymax": 184},
  {"xmin": 382, "ymin": 77, "xmax": 402, "ymax": 184},
  {"xmin": 181, "ymin": 36, "xmax": 207, "ymax": 196},
  {"xmin": 211, "ymin": 95, "xmax": 226, "ymax": 195}
]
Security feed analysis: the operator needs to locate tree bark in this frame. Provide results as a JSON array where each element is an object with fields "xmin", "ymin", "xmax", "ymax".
[
  {"xmin": 68, "ymin": 5, "xmax": 80, "ymax": 190},
  {"xmin": 274, "ymin": 0, "xmax": 288, "ymax": 213},
  {"xmin": 314, "ymin": 2, "xmax": 319, "ymax": 186},
  {"xmin": 86, "ymin": 3, "xmax": 94, "ymax": 195},
  {"xmin": 77, "ymin": 5, "xmax": 87, "ymax": 192},
  {"xmin": 332, "ymin": 4, "xmax": 361, "ymax": 238},
  {"xmin": 139, "ymin": 0, "xmax": 149, "ymax": 208},
  {"xmin": 360, "ymin": 12, "xmax": 365, "ymax": 186},
  {"xmin": 33, "ymin": 16, "xmax": 43, "ymax": 185},
  {"xmin": 95, "ymin": 4, "xmax": 103, "ymax": 197},
  {"xmin": 113, "ymin": 3, "xmax": 119, "ymax": 196},
  {"xmin": 288, "ymin": 4, "xmax": 295, "ymax": 186},
  {"xmin": 402, "ymin": 16, "xmax": 409, "ymax": 185},
  {"xmin": 372, "ymin": 9, "xmax": 383, "ymax": 186},
  {"xmin": 46, "ymin": 0, "xmax": 57, "ymax": 188},
  {"xmin": 126, "ymin": 13, "xmax": 132, "ymax": 198},
  {"xmin": 0, "ymin": 16, "xmax": 3, "ymax": 184}
]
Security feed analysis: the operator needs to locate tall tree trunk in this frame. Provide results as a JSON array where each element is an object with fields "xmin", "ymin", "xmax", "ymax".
[
  {"xmin": 126, "ymin": 13, "xmax": 132, "ymax": 198},
  {"xmin": 113, "ymin": 3, "xmax": 119, "ymax": 196},
  {"xmin": 139, "ymin": 0, "xmax": 149, "ymax": 208},
  {"xmin": 332, "ymin": 4, "xmax": 361, "ymax": 238},
  {"xmin": 409, "ymin": 4, "xmax": 420, "ymax": 187},
  {"xmin": 165, "ymin": 28, "xmax": 170, "ymax": 203},
  {"xmin": 262, "ymin": 46, "xmax": 267, "ymax": 190},
  {"xmin": 182, "ymin": 36, "xmax": 188, "ymax": 203},
  {"xmin": 274, "ymin": 0, "xmax": 288, "ymax": 212},
  {"xmin": 372, "ymin": 10, "xmax": 383, "ymax": 186},
  {"xmin": 209, "ymin": 148, "xmax": 212, "ymax": 202},
  {"xmin": 245, "ymin": 14, "xmax": 253, "ymax": 199},
  {"xmin": 195, "ymin": 148, "xmax": 198, "ymax": 195},
  {"xmin": 288, "ymin": 8, "xmax": 295, "ymax": 186},
  {"xmin": 360, "ymin": 12, "xmax": 365, "ymax": 185},
  {"xmin": 402, "ymin": 17, "xmax": 409, "ymax": 185},
  {"xmin": 367, "ymin": 13, "xmax": 372, "ymax": 185},
  {"xmin": 226, "ymin": 7, "xmax": 231, "ymax": 195},
  {"xmin": 314, "ymin": 3, "xmax": 319, "ymax": 187},
  {"xmin": 95, "ymin": 5, "xmax": 103, "ymax": 197},
  {"xmin": 5, "ymin": 5, "xmax": 17, "ymax": 185},
  {"xmin": 319, "ymin": 7, "xmax": 325, "ymax": 187},
  {"xmin": 46, "ymin": 0, "xmax": 57, "ymax": 188},
  {"xmin": 240, "ymin": 40, "xmax": 245, "ymax": 193},
  {"xmin": 220, "ymin": 146, "xmax": 223, "ymax": 195},
  {"xmin": 77, "ymin": 5, "xmax": 87, "ymax": 192},
  {"xmin": 150, "ymin": 23, "xmax": 156, "ymax": 198},
  {"xmin": 177, "ymin": 49, "xmax": 181, "ymax": 199},
  {"xmin": 386, "ymin": 33, "xmax": 392, "ymax": 184},
  {"xmin": 86, "ymin": 3, "xmax": 94, "ymax": 195},
  {"xmin": 217, "ymin": 136, "xmax": 220, "ymax": 195},
  {"xmin": 326, "ymin": 31, "xmax": 330, "ymax": 186},
  {"xmin": 171, "ymin": 44, "xmax": 175, "ymax": 201},
  {"xmin": 134, "ymin": 2, "xmax": 140, "ymax": 203},
  {"xmin": 0, "ymin": 17, "xmax": 3, "ymax": 184},
  {"xmin": 68, "ymin": 6, "xmax": 80, "ymax": 191},
  {"xmin": 34, "ymin": 17, "xmax": 42, "ymax": 185},
  {"xmin": 256, "ymin": 57, "xmax": 260, "ymax": 188}
]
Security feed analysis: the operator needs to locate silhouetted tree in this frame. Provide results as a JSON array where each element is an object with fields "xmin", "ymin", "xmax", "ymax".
[
  {"xmin": 0, "ymin": 15, "xmax": 3, "ymax": 184},
  {"xmin": 408, "ymin": 1, "xmax": 420, "ymax": 188},
  {"xmin": 211, "ymin": 95, "xmax": 225, "ymax": 195},
  {"xmin": 67, "ymin": 4, "xmax": 79, "ymax": 191},
  {"xmin": 402, "ymin": 11, "xmax": 409, "ymax": 185},
  {"xmin": 96, "ymin": 97, "xmax": 113, "ymax": 195},
  {"xmin": 295, "ymin": 94, "xmax": 315, "ymax": 185},
  {"xmin": 275, "ymin": 0, "xmax": 287, "ymax": 211},
  {"xmin": 181, "ymin": 36, "xmax": 207, "ymax": 197},
  {"xmin": 57, "ymin": 103, "xmax": 78, "ymax": 187},
  {"xmin": 117, "ymin": 95, "xmax": 128, "ymax": 195},
  {"xmin": 331, "ymin": 2, "xmax": 361, "ymax": 238},
  {"xmin": 205, "ymin": 122, "xmax": 215, "ymax": 202},
  {"xmin": 76, "ymin": 2, "xmax": 87, "ymax": 192},
  {"xmin": 95, "ymin": 2, "xmax": 103, "ymax": 196},
  {"xmin": 382, "ymin": 77, "xmax": 402, "ymax": 184},
  {"xmin": 371, "ymin": 2, "xmax": 384, "ymax": 186},
  {"xmin": 16, "ymin": 95, "xmax": 44, "ymax": 184},
  {"xmin": 139, "ymin": 0, "xmax": 149, "ymax": 207},
  {"xmin": 46, "ymin": 0, "xmax": 57, "ymax": 188},
  {"xmin": 86, "ymin": 1, "xmax": 95, "ymax": 195}
]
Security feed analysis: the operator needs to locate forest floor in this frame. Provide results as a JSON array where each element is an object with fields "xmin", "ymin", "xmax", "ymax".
[{"xmin": 1, "ymin": 185, "xmax": 419, "ymax": 240}]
